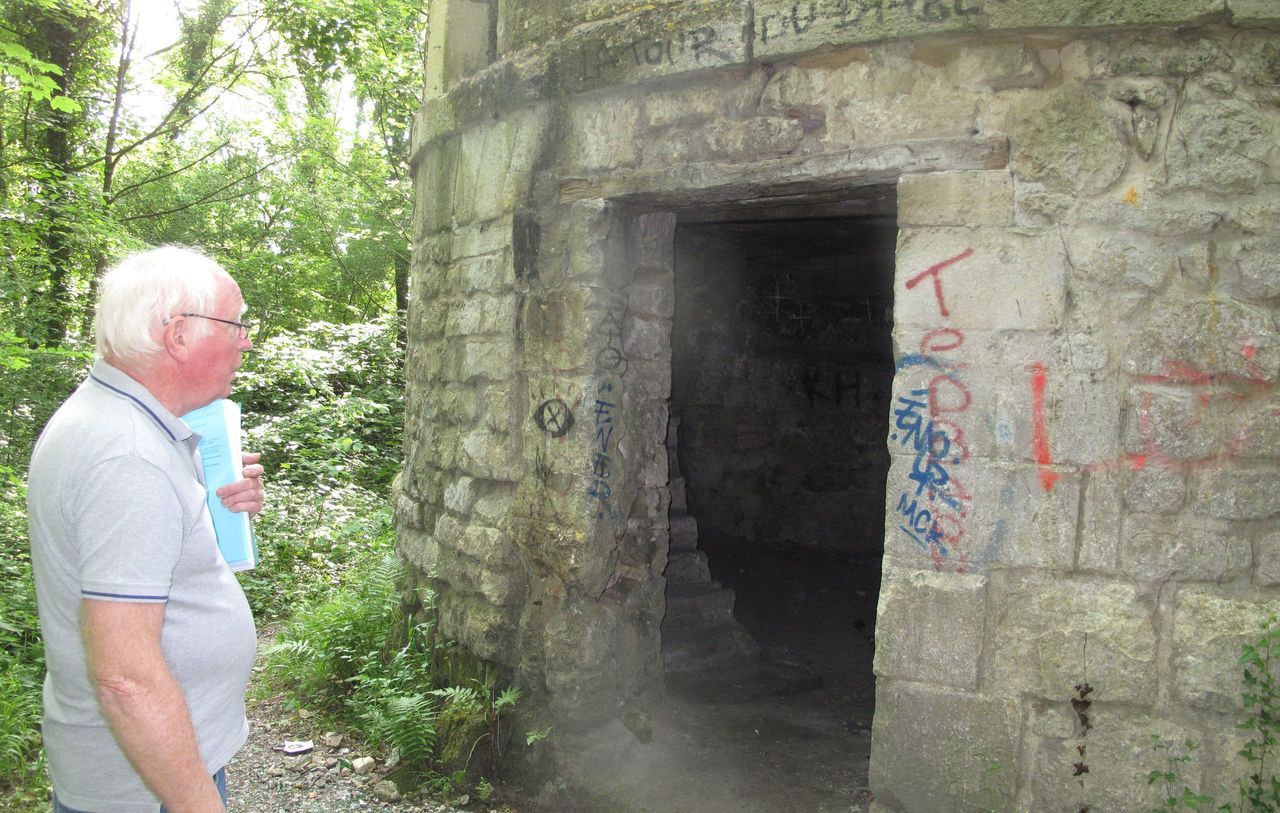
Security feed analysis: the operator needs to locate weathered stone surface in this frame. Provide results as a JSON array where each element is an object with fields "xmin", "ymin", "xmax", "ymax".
[
  {"xmin": 988, "ymin": 574, "xmax": 1157, "ymax": 703},
  {"xmin": 751, "ymin": 0, "xmax": 980, "ymax": 59},
  {"xmin": 1173, "ymin": 591, "xmax": 1280, "ymax": 713},
  {"xmin": 884, "ymin": 456, "xmax": 1079, "ymax": 571},
  {"xmin": 1228, "ymin": 237, "xmax": 1280, "ymax": 302},
  {"xmin": 869, "ymin": 683, "xmax": 1018, "ymax": 813},
  {"xmin": 1160, "ymin": 82, "xmax": 1275, "ymax": 194},
  {"xmin": 564, "ymin": 95, "xmax": 643, "ymax": 173},
  {"xmin": 898, "ymin": 170, "xmax": 1015, "ymax": 227},
  {"xmin": 1022, "ymin": 705, "xmax": 1199, "ymax": 813},
  {"xmin": 1119, "ymin": 514, "xmax": 1251, "ymax": 582},
  {"xmin": 1123, "ymin": 465, "xmax": 1187, "ymax": 514},
  {"xmin": 1121, "ymin": 298, "xmax": 1279, "ymax": 384},
  {"xmin": 895, "ymin": 228, "xmax": 1068, "ymax": 331},
  {"xmin": 1001, "ymin": 83, "xmax": 1129, "ymax": 195},
  {"xmin": 1191, "ymin": 462, "xmax": 1280, "ymax": 521},
  {"xmin": 443, "ymin": 475, "xmax": 480, "ymax": 514},
  {"xmin": 874, "ymin": 567, "xmax": 986, "ymax": 690},
  {"xmin": 1256, "ymin": 530, "xmax": 1280, "ymax": 587},
  {"xmin": 1077, "ymin": 470, "xmax": 1122, "ymax": 571},
  {"xmin": 459, "ymin": 427, "xmax": 519, "ymax": 481},
  {"xmin": 445, "ymin": 292, "xmax": 518, "ymax": 336}
]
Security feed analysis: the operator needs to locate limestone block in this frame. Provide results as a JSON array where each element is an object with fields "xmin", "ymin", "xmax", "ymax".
[
  {"xmin": 457, "ymin": 254, "xmax": 515, "ymax": 295},
  {"xmin": 1119, "ymin": 514, "xmax": 1251, "ymax": 582},
  {"xmin": 702, "ymin": 117, "xmax": 804, "ymax": 161},
  {"xmin": 1237, "ymin": 195, "xmax": 1280, "ymax": 235},
  {"xmin": 474, "ymin": 483, "xmax": 514, "ymax": 524},
  {"xmin": 1227, "ymin": 237, "xmax": 1280, "ymax": 302},
  {"xmin": 751, "ymin": 0, "xmax": 980, "ymax": 60},
  {"xmin": 621, "ymin": 316, "xmax": 669, "ymax": 361},
  {"xmin": 543, "ymin": 2, "xmax": 748, "ymax": 95},
  {"xmin": 1161, "ymin": 83, "xmax": 1275, "ymax": 194},
  {"xmin": 445, "ymin": 293, "xmax": 517, "ymax": 337},
  {"xmin": 434, "ymin": 381, "xmax": 475, "ymax": 425},
  {"xmin": 1077, "ymin": 470, "xmax": 1122, "ymax": 572},
  {"xmin": 873, "ymin": 567, "xmax": 986, "ymax": 690},
  {"xmin": 438, "ymin": 593, "xmax": 515, "ymax": 663},
  {"xmin": 1121, "ymin": 299, "xmax": 1279, "ymax": 384},
  {"xmin": 565, "ymin": 96, "xmax": 643, "ymax": 173},
  {"xmin": 1256, "ymin": 530, "xmax": 1280, "ymax": 587},
  {"xmin": 645, "ymin": 81, "xmax": 745, "ymax": 127},
  {"xmin": 1062, "ymin": 227, "xmax": 1178, "ymax": 291},
  {"xmin": 460, "ymin": 427, "xmax": 518, "ymax": 481},
  {"xmin": 1123, "ymin": 465, "xmax": 1187, "ymax": 514},
  {"xmin": 414, "ymin": 139, "xmax": 459, "ymax": 233},
  {"xmin": 1173, "ymin": 591, "xmax": 1280, "ymax": 713},
  {"xmin": 456, "ymin": 336, "xmax": 515, "ymax": 383},
  {"xmin": 1006, "ymin": 83, "xmax": 1129, "ymax": 195},
  {"xmin": 987, "ymin": 0, "xmax": 1222, "ymax": 28},
  {"xmin": 1073, "ymin": 186, "xmax": 1231, "ymax": 237},
  {"xmin": 988, "ymin": 575, "xmax": 1156, "ymax": 703},
  {"xmin": 1040, "ymin": 372, "xmax": 1123, "ymax": 467},
  {"xmin": 396, "ymin": 524, "xmax": 437, "ymax": 575},
  {"xmin": 627, "ymin": 214, "xmax": 676, "ymax": 277},
  {"xmin": 1022, "ymin": 705, "xmax": 1199, "ymax": 813},
  {"xmin": 883, "ymin": 455, "xmax": 1079, "ymax": 572},
  {"xmin": 443, "ymin": 475, "xmax": 479, "ymax": 515},
  {"xmin": 544, "ymin": 599, "xmax": 622, "ymax": 720},
  {"xmin": 451, "ymin": 107, "xmax": 549, "ymax": 223},
  {"xmin": 1084, "ymin": 29, "xmax": 1232, "ymax": 78},
  {"xmin": 1190, "ymin": 463, "xmax": 1280, "ymax": 521},
  {"xmin": 898, "ymin": 171, "xmax": 1014, "ymax": 227},
  {"xmin": 895, "ymin": 228, "xmax": 1068, "ymax": 332},
  {"xmin": 1231, "ymin": 0, "xmax": 1280, "ymax": 22},
  {"xmin": 869, "ymin": 682, "xmax": 1018, "ymax": 813},
  {"xmin": 1123, "ymin": 386, "xmax": 1231, "ymax": 463},
  {"xmin": 826, "ymin": 48, "xmax": 981, "ymax": 143},
  {"xmin": 453, "ymin": 215, "xmax": 514, "ymax": 260}
]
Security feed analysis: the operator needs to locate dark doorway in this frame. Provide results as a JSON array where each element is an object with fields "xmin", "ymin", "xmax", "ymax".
[{"xmin": 661, "ymin": 201, "xmax": 896, "ymax": 809}]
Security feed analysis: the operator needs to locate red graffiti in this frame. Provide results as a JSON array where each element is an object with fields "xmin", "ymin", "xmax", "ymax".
[
  {"xmin": 1037, "ymin": 346, "xmax": 1275, "ymax": 481},
  {"xmin": 1028, "ymin": 362, "xmax": 1059, "ymax": 492},
  {"xmin": 905, "ymin": 248, "xmax": 974, "ymax": 318}
]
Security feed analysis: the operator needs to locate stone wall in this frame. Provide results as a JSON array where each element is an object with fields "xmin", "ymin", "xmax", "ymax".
[{"xmin": 405, "ymin": 0, "xmax": 1280, "ymax": 808}]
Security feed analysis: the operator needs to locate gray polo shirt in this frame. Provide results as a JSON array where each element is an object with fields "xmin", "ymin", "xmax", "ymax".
[{"xmin": 27, "ymin": 360, "xmax": 256, "ymax": 813}]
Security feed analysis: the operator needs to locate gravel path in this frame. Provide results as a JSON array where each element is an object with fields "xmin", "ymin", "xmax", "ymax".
[{"xmin": 224, "ymin": 635, "xmax": 521, "ymax": 813}]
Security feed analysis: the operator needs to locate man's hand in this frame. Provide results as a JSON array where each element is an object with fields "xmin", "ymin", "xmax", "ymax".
[{"xmin": 216, "ymin": 452, "xmax": 264, "ymax": 516}]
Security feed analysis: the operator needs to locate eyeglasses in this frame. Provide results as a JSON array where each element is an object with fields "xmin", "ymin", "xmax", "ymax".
[{"xmin": 164, "ymin": 312, "xmax": 255, "ymax": 339}]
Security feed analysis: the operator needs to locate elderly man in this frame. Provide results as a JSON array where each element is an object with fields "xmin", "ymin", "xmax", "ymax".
[{"xmin": 27, "ymin": 246, "xmax": 265, "ymax": 813}]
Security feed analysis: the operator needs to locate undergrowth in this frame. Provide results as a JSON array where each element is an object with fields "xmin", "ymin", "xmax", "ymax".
[{"xmin": 263, "ymin": 553, "xmax": 524, "ymax": 801}]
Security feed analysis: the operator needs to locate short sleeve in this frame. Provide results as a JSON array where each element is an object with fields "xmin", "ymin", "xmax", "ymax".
[{"xmin": 72, "ymin": 456, "xmax": 186, "ymax": 603}]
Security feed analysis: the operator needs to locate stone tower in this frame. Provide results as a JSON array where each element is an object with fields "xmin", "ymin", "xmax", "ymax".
[{"xmin": 399, "ymin": 1, "xmax": 1280, "ymax": 809}]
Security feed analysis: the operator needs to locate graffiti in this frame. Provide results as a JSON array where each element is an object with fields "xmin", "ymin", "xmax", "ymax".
[
  {"xmin": 576, "ymin": 26, "xmax": 731, "ymax": 81},
  {"xmin": 583, "ymin": 295, "xmax": 629, "ymax": 522},
  {"xmin": 1041, "ymin": 347, "xmax": 1279, "ymax": 485},
  {"xmin": 801, "ymin": 366, "xmax": 862, "ymax": 408},
  {"xmin": 534, "ymin": 397, "xmax": 575, "ymax": 438},
  {"xmin": 754, "ymin": 0, "xmax": 983, "ymax": 46},
  {"xmin": 1028, "ymin": 362, "xmax": 1059, "ymax": 492},
  {"xmin": 904, "ymin": 247, "xmax": 973, "ymax": 319},
  {"xmin": 893, "ymin": 251, "xmax": 978, "ymax": 571}
]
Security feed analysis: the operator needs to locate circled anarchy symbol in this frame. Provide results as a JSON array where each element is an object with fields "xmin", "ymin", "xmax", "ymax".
[{"xmin": 534, "ymin": 398, "xmax": 574, "ymax": 438}]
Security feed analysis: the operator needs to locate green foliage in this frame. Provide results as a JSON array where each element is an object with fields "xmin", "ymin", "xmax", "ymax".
[
  {"xmin": 0, "ymin": 476, "xmax": 43, "ymax": 795},
  {"xmin": 1149, "ymin": 738, "xmax": 1215, "ymax": 812},
  {"xmin": 1236, "ymin": 618, "xmax": 1280, "ymax": 812}
]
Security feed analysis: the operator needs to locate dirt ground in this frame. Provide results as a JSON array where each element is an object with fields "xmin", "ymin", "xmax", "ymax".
[
  {"xmin": 548, "ymin": 539, "xmax": 880, "ymax": 813},
  {"xmin": 229, "ymin": 540, "xmax": 880, "ymax": 813}
]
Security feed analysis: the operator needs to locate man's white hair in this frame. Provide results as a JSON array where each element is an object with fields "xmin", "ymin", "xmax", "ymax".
[{"xmin": 94, "ymin": 245, "xmax": 228, "ymax": 361}]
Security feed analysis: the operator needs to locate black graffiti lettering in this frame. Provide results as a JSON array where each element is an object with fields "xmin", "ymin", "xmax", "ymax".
[
  {"xmin": 644, "ymin": 39, "xmax": 665, "ymax": 65},
  {"xmin": 954, "ymin": 0, "xmax": 981, "ymax": 14},
  {"xmin": 888, "ymin": 0, "xmax": 915, "ymax": 11},
  {"xmin": 835, "ymin": 0, "xmax": 883, "ymax": 28},
  {"xmin": 534, "ymin": 398, "xmax": 575, "ymax": 437},
  {"xmin": 920, "ymin": 0, "xmax": 949, "ymax": 20},
  {"xmin": 758, "ymin": 13, "xmax": 776, "ymax": 44},
  {"xmin": 792, "ymin": 2, "xmax": 818, "ymax": 33},
  {"xmin": 690, "ymin": 26, "xmax": 729, "ymax": 62}
]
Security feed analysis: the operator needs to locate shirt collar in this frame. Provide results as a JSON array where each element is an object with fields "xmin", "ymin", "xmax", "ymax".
[{"xmin": 87, "ymin": 359, "xmax": 194, "ymax": 443}]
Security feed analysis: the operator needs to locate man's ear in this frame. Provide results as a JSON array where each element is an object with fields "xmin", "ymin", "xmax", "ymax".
[{"xmin": 162, "ymin": 315, "xmax": 191, "ymax": 361}]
